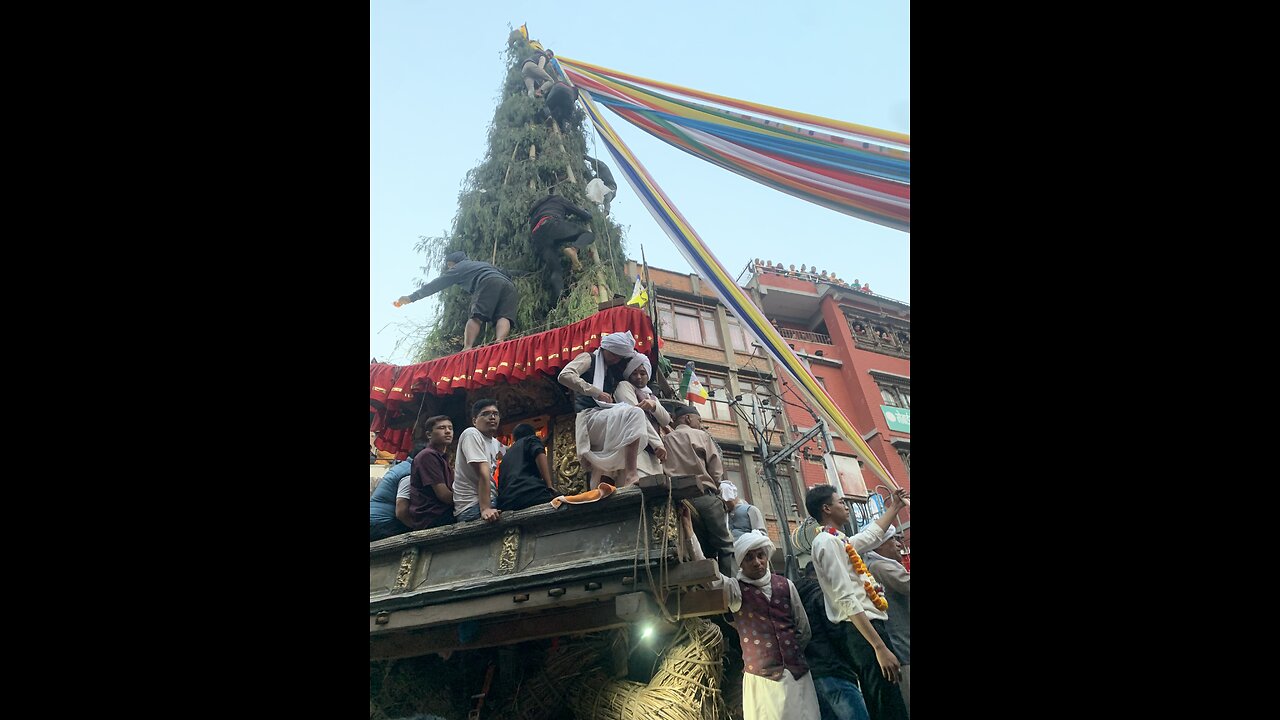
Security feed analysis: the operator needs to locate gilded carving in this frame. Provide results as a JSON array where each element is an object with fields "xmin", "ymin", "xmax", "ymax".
[
  {"xmin": 650, "ymin": 505, "xmax": 679, "ymax": 544},
  {"xmin": 553, "ymin": 418, "xmax": 586, "ymax": 497},
  {"xmin": 498, "ymin": 527, "xmax": 521, "ymax": 574},
  {"xmin": 393, "ymin": 547, "xmax": 419, "ymax": 593}
]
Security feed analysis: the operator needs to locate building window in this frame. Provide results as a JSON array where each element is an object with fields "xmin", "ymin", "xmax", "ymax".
[
  {"xmin": 725, "ymin": 315, "xmax": 754, "ymax": 353},
  {"xmin": 656, "ymin": 300, "xmax": 721, "ymax": 347},
  {"xmin": 740, "ymin": 376, "xmax": 783, "ymax": 432},
  {"xmin": 846, "ymin": 312, "xmax": 909, "ymax": 357},
  {"xmin": 854, "ymin": 493, "xmax": 886, "ymax": 531},
  {"xmin": 666, "ymin": 367, "xmax": 732, "ymax": 422},
  {"xmin": 878, "ymin": 383, "xmax": 910, "ymax": 408},
  {"xmin": 723, "ymin": 453, "xmax": 745, "ymax": 496},
  {"xmin": 897, "ymin": 448, "xmax": 910, "ymax": 476},
  {"xmin": 750, "ymin": 459, "xmax": 802, "ymax": 523}
]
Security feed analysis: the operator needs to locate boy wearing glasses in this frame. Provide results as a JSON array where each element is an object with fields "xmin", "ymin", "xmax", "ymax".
[{"xmin": 453, "ymin": 399, "xmax": 508, "ymax": 523}]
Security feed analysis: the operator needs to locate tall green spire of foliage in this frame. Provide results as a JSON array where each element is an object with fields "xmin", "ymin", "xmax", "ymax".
[{"xmin": 408, "ymin": 32, "xmax": 629, "ymax": 362}]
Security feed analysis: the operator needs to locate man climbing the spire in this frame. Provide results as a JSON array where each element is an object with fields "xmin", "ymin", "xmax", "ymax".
[
  {"xmin": 394, "ymin": 251, "xmax": 519, "ymax": 352},
  {"xmin": 543, "ymin": 81, "xmax": 579, "ymax": 132},
  {"xmin": 584, "ymin": 155, "xmax": 617, "ymax": 213},
  {"xmin": 521, "ymin": 48, "xmax": 555, "ymax": 98},
  {"xmin": 529, "ymin": 187, "xmax": 595, "ymax": 301}
]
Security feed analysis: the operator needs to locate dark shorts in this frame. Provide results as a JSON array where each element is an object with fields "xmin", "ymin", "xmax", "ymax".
[{"xmin": 471, "ymin": 275, "xmax": 518, "ymax": 323}]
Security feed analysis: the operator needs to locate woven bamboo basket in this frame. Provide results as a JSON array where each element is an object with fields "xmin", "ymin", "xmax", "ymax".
[
  {"xmin": 566, "ymin": 618, "xmax": 728, "ymax": 720},
  {"xmin": 500, "ymin": 638, "xmax": 611, "ymax": 720}
]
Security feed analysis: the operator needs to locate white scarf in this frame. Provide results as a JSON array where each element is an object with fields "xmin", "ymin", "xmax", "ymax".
[{"xmin": 590, "ymin": 331, "xmax": 636, "ymax": 392}]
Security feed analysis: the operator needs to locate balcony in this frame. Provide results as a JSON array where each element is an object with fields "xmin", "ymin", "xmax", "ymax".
[{"xmin": 777, "ymin": 327, "xmax": 833, "ymax": 345}]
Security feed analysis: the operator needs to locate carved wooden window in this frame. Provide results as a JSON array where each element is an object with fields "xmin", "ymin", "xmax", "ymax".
[
  {"xmin": 878, "ymin": 383, "xmax": 910, "ymax": 409},
  {"xmin": 847, "ymin": 313, "xmax": 909, "ymax": 357}
]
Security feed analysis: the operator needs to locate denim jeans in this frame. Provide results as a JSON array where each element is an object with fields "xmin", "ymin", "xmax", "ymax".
[
  {"xmin": 814, "ymin": 675, "xmax": 871, "ymax": 720},
  {"xmin": 457, "ymin": 505, "xmax": 481, "ymax": 522}
]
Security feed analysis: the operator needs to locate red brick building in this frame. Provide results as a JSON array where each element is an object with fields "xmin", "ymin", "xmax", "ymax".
[{"xmin": 745, "ymin": 261, "xmax": 910, "ymax": 546}]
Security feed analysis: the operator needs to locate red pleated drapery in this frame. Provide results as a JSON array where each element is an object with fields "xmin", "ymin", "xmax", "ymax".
[{"xmin": 371, "ymin": 306, "xmax": 657, "ymax": 459}]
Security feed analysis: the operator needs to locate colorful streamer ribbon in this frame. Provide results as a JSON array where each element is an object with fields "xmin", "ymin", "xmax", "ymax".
[{"xmin": 554, "ymin": 59, "xmax": 902, "ymax": 491}]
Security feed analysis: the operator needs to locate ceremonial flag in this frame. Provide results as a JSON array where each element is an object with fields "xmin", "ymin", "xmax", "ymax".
[{"xmin": 626, "ymin": 275, "xmax": 649, "ymax": 307}]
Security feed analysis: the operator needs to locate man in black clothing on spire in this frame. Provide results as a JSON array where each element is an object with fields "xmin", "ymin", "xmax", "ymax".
[
  {"xmin": 529, "ymin": 188, "xmax": 595, "ymax": 301},
  {"xmin": 394, "ymin": 251, "xmax": 519, "ymax": 351}
]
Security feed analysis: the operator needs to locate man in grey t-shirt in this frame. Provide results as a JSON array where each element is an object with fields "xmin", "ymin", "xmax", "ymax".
[{"xmin": 452, "ymin": 398, "xmax": 507, "ymax": 523}]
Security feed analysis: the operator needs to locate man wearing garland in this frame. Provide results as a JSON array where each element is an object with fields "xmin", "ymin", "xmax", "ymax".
[{"xmin": 804, "ymin": 485, "xmax": 910, "ymax": 720}]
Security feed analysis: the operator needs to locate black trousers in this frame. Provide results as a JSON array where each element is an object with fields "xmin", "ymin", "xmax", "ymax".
[
  {"xmin": 841, "ymin": 618, "xmax": 910, "ymax": 720},
  {"xmin": 688, "ymin": 490, "xmax": 737, "ymax": 578},
  {"xmin": 533, "ymin": 219, "xmax": 595, "ymax": 299}
]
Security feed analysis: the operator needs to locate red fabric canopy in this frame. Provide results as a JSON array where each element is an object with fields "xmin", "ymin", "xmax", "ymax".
[{"xmin": 371, "ymin": 306, "xmax": 657, "ymax": 459}]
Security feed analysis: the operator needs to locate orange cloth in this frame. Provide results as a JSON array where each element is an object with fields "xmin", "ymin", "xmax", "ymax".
[{"xmin": 550, "ymin": 482, "xmax": 616, "ymax": 509}]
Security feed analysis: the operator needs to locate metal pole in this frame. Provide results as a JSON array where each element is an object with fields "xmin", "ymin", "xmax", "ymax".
[
  {"xmin": 640, "ymin": 244, "xmax": 657, "ymax": 333},
  {"xmin": 817, "ymin": 418, "xmax": 855, "ymax": 536},
  {"xmin": 753, "ymin": 399, "xmax": 796, "ymax": 582}
]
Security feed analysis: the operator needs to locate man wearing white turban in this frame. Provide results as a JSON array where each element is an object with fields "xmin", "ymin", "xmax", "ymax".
[
  {"xmin": 612, "ymin": 351, "xmax": 671, "ymax": 478},
  {"xmin": 718, "ymin": 531, "xmax": 821, "ymax": 720},
  {"xmin": 557, "ymin": 331, "xmax": 663, "ymax": 487}
]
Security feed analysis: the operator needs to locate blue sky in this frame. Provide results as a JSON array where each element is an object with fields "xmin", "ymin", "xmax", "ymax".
[{"xmin": 371, "ymin": 1, "xmax": 909, "ymax": 363}]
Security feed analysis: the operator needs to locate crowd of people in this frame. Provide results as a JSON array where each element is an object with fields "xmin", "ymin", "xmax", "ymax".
[
  {"xmin": 754, "ymin": 258, "xmax": 874, "ymax": 295},
  {"xmin": 369, "ymin": 331, "xmax": 912, "ymax": 719}
]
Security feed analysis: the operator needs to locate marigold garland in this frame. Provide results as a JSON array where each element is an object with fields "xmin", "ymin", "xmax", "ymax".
[{"xmin": 819, "ymin": 526, "xmax": 889, "ymax": 612}]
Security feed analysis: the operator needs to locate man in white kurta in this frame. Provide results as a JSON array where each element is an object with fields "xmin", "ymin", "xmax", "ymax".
[
  {"xmin": 611, "ymin": 351, "xmax": 670, "ymax": 478},
  {"xmin": 719, "ymin": 532, "xmax": 821, "ymax": 720},
  {"xmin": 557, "ymin": 331, "xmax": 659, "ymax": 487}
]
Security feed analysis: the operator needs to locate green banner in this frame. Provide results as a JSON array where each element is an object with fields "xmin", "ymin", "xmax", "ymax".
[{"xmin": 880, "ymin": 405, "xmax": 910, "ymax": 433}]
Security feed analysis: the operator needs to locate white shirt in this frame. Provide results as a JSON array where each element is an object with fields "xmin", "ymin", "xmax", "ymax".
[
  {"xmin": 451, "ymin": 427, "xmax": 506, "ymax": 516},
  {"xmin": 810, "ymin": 524, "xmax": 888, "ymax": 623}
]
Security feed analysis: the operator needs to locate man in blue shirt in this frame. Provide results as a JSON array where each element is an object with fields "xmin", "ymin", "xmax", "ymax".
[{"xmin": 369, "ymin": 449, "xmax": 418, "ymax": 542}]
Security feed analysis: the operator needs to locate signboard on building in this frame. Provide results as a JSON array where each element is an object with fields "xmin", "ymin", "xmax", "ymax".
[
  {"xmin": 880, "ymin": 405, "xmax": 911, "ymax": 433},
  {"xmin": 831, "ymin": 454, "xmax": 869, "ymax": 499}
]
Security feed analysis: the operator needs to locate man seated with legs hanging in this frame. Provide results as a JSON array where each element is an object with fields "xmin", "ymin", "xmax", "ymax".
[
  {"xmin": 611, "ymin": 351, "xmax": 670, "ymax": 479},
  {"xmin": 557, "ymin": 331, "xmax": 650, "ymax": 488},
  {"xmin": 529, "ymin": 187, "xmax": 594, "ymax": 301},
  {"xmin": 521, "ymin": 48, "xmax": 555, "ymax": 98}
]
